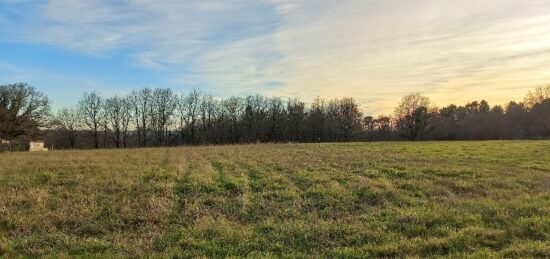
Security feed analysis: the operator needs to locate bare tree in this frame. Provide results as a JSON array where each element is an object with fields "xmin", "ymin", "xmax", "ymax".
[
  {"xmin": 121, "ymin": 96, "xmax": 132, "ymax": 148},
  {"xmin": 266, "ymin": 97, "xmax": 285, "ymax": 142},
  {"xmin": 325, "ymin": 99, "xmax": 340, "ymax": 141},
  {"xmin": 150, "ymin": 88, "xmax": 176, "ymax": 145},
  {"xmin": 175, "ymin": 93, "xmax": 187, "ymax": 145},
  {"xmin": 287, "ymin": 98, "xmax": 306, "ymax": 142},
  {"xmin": 374, "ymin": 115, "xmax": 392, "ymax": 140},
  {"xmin": 138, "ymin": 88, "xmax": 152, "ymax": 147},
  {"xmin": 394, "ymin": 93, "xmax": 431, "ymax": 140},
  {"xmin": 525, "ymin": 84, "xmax": 550, "ymax": 109},
  {"xmin": 243, "ymin": 95, "xmax": 267, "ymax": 142},
  {"xmin": 52, "ymin": 106, "xmax": 80, "ymax": 148},
  {"xmin": 308, "ymin": 96, "xmax": 326, "ymax": 142},
  {"xmin": 338, "ymin": 98, "xmax": 363, "ymax": 141},
  {"xmin": 79, "ymin": 92, "xmax": 102, "ymax": 148},
  {"xmin": 363, "ymin": 116, "xmax": 374, "ymax": 133},
  {"xmin": 128, "ymin": 90, "xmax": 142, "ymax": 147},
  {"xmin": 105, "ymin": 96, "xmax": 124, "ymax": 148},
  {"xmin": 222, "ymin": 96, "xmax": 244, "ymax": 143},
  {"xmin": 199, "ymin": 95, "xmax": 217, "ymax": 144},
  {"xmin": 183, "ymin": 89, "xmax": 201, "ymax": 144},
  {"xmin": 18, "ymin": 83, "xmax": 550, "ymax": 148}
]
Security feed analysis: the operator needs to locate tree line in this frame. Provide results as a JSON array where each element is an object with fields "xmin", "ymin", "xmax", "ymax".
[{"xmin": 1, "ymin": 83, "xmax": 549, "ymax": 149}]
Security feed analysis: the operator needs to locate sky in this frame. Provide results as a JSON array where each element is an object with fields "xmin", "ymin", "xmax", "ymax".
[{"xmin": 1, "ymin": 0, "xmax": 549, "ymax": 115}]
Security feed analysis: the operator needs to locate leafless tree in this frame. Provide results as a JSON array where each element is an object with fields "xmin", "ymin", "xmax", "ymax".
[
  {"xmin": 182, "ymin": 89, "xmax": 201, "ymax": 144},
  {"xmin": 79, "ymin": 92, "xmax": 102, "ymax": 148},
  {"xmin": 222, "ymin": 96, "xmax": 244, "ymax": 143},
  {"xmin": 128, "ymin": 90, "xmax": 142, "ymax": 147},
  {"xmin": 138, "ymin": 88, "xmax": 152, "ymax": 147},
  {"xmin": 394, "ymin": 93, "xmax": 431, "ymax": 140},
  {"xmin": 199, "ymin": 95, "xmax": 217, "ymax": 144},
  {"xmin": 363, "ymin": 116, "xmax": 374, "ymax": 133},
  {"xmin": 308, "ymin": 96, "xmax": 326, "ymax": 142},
  {"xmin": 150, "ymin": 88, "xmax": 176, "ymax": 145},
  {"xmin": 525, "ymin": 84, "xmax": 550, "ymax": 109},
  {"xmin": 105, "ymin": 96, "xmax": 124, "ymax": 148},
  {"xmin": 121, "ymin": 96, "xmax": 132, "ymax": 148},
  {"xmin": 13, "ymin": 83, "xmax": 550, "ymax": 148},
  {"xmin": 287, "ymin": 98, "xmax": 306, "ymax": 142},
  {"xmin": 338, "ymin": 98, "xmax": 363, "ymax": 141},
  {"xmin": 51, "ymin": 107, "xmax": 80, "ymax": 148}
]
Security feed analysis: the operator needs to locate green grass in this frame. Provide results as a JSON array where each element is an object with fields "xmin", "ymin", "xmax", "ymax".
[{"xmin": 1, "ymin": 141, "xmax": 549, "ymax": 257}]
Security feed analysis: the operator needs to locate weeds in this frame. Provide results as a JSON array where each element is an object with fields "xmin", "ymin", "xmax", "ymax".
[{"xmin": 0, "ymin": 141, "xmax": 549, "ymax": 257}]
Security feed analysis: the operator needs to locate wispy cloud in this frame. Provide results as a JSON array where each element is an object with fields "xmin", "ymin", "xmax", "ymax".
[
  {"xmin": 0, "ymin": 59, "xmax": 142, "ymax": 105},
  {"xmin": 1, "ymin": 0, "xmax": 550, "ymax": 114},
  {"xmin": 187, "ymin": 0, "xmax": 550, "ymax": 114}
]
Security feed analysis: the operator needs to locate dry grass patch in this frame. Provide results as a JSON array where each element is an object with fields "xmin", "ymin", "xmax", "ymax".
[{"xmin": 1, "ymin": 141, "xmax": 549, "ymax": 257}]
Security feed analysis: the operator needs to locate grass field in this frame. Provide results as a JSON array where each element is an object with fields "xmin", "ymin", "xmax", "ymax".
[{"xmin": 1, "ymin": 141, "xmax": 549, "ymax": 257}]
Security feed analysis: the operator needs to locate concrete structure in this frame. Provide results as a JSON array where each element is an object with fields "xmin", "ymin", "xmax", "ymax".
[
  {"xmin": 0, "ymin": 139, "xmax": 10, "ymax": 144},
  {"xmin": 29, "ymin": 141, "xmax": 48, "ymax": 152}
]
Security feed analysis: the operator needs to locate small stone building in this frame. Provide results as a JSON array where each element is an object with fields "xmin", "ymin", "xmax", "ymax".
[{"xmin": 29, "ymin": 141, "xmax": 48, "ymax": 152}]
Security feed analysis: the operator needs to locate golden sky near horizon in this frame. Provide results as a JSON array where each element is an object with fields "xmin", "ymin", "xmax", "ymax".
[{"xmin": 198, "ymin": 0, "xmax": 550, "ymax": 114}]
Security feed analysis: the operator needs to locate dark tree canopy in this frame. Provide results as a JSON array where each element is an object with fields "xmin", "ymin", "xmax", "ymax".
[{"xmin": 0, "ymin": 83, "xmax": 50, "ymax": 140}]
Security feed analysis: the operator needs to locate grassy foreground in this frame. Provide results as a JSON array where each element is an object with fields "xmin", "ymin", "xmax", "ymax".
[{"xmin": 0, "ymin": 141, "xmax": 549, "ymax": 257}]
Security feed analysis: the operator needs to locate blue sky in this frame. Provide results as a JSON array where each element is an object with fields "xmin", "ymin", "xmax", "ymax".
[{"xmin": 1, "ymin": 0, "xmax": 550, "ymax": 115}]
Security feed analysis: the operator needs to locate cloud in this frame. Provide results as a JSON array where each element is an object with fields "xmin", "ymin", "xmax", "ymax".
[
  {"xmin": 190, "ymin": 0, "xmax": 550, "ymax": 114},
  {"xmin": 0, "ymin": 59, "xmax": 135, "ymax": 109},
  {"xmin": 1, "ymin": 0, "xmax": 550, "ymax": 114},
  {"xmin": 26, "ymin": 0, "xmax": 279, "ymax": 55}
]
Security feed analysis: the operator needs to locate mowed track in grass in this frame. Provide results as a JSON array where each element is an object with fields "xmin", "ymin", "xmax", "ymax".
[{"xmin": 0, "ymin": 141, "xmax": 549, "ymax": 257}]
